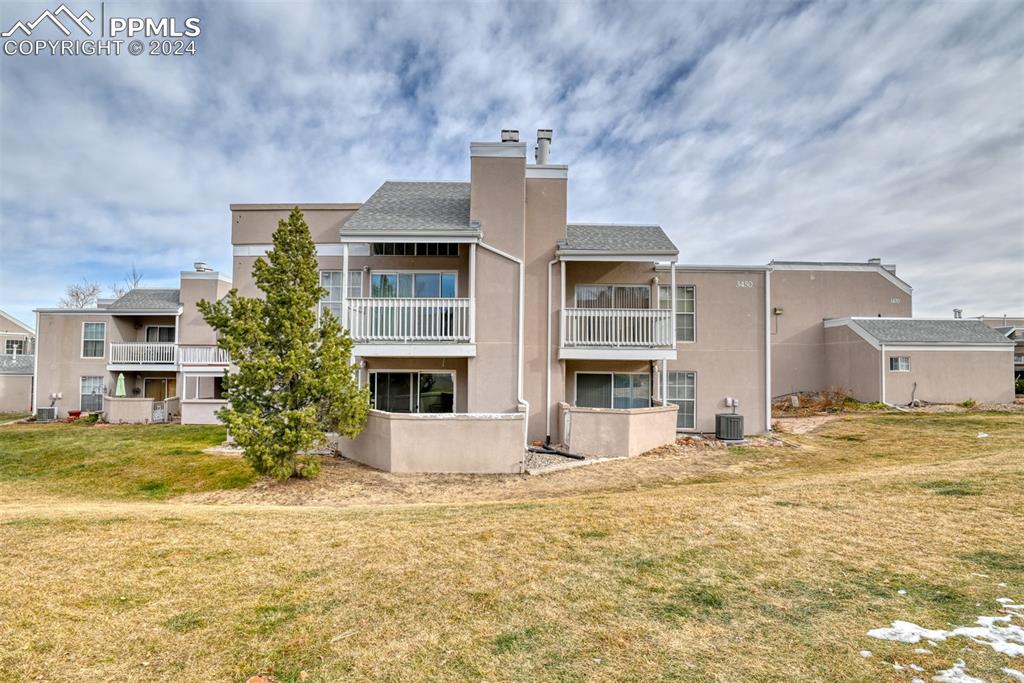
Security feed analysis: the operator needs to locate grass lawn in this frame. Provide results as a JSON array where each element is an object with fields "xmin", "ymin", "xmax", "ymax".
[
  {"xmin": 0, "ymin": 414, "xmax": 1021, "ymax": 682},
  {"xmin": 0, "ymin": 411, "xmax": 31, "ymax": 423}
]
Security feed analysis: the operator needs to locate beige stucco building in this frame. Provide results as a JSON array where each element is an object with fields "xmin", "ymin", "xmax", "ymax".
[
  {"xmin": 0, "ymin": 309, "xmax": 35, "ymax": 413},
  {"xmin": 28, "ymin": 129, "xmax": 1016, "ymax": 471},
  {"xmin": 973, "ymin": 316, "xmax": 1024, "ymax": 382}
]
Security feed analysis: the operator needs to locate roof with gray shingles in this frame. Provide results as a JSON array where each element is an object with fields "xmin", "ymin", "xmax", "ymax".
[
  {"xmin": 106, "ymin": 289, "xmax": 181, "ymax": 311},
  {"xmin": 341, "ymin": 181, "xmax": 474, "ymax": 235},
  {"xmin": 0, "ymin": 354, "xmax": 33, "ymax": 375},
  {"xmin": 851, "ymin": 319, "xmax": 1014, "ymax": 345},
  {"xmin": 559, "ymin": 224, "xmax": 678, "ymax": 254}
]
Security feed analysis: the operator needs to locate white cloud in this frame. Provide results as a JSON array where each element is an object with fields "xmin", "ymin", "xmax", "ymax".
[{"xmin": 0, "ymin": 0, "xmax": 1021, "ymax": 323}]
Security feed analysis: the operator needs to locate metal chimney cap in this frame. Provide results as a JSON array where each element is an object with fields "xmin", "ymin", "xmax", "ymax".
[
  {"xmin": 537, "ymin": 129, "xmax": 553, "ymax": 140},
  {"xmin": 867, "ymin": 257, "xmax": 882, "ymax": 264},
  {"xmin": 194, "ymin": 261, "xmax": 210, "ymax": 272},
  {"xmin": 500, "ymin": 129, "xmax": 520, "ymax": 142}
]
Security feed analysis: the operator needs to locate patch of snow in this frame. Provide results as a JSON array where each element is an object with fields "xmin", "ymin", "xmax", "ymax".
[
  {"xmin": 899, "ymin": 589, "xmax": 908, "ymax": 595},
  {"xmin": 910, "ymin": 664, "xmax": 924, "ymax": 671},
  {"xmin": 912, "ymin": 678, "xmax": 926, "ymax": 683},
  {"xmin": 928, "ymin": 640, "xmax": 939, "ymax": 647},
  {"xmin": 932, "ymin": 659, "xmax": 984, "ymax": 683},
  {"xmin": 860, "ymin": 650, "xmax": 872, "ymax": 658},
  {"xmin": 971, "ymin": 573, "xmax": 990, "ymax": 578},
  {"xmin": 977, "ymin": 432, "xmax": 989, "ymax": 438},
  {"xmin": 867, "ymin": 598, "xmax": 1024, "ymax": 658},
  {"xmin": 1003, "ymin": 668, "xmax": 1024, "ymax": 682},
  {"xmin": 894, "ymin": 662, "xmax": 905, "ymax": 671},
  {"xmin": 915, "ymin": 648, "xmax": 933, "ymax": 654}
]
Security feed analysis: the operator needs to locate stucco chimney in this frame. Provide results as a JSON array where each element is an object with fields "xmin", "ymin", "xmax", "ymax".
[
  {"xmin": 501, "ymin": 129, "xmax": 519, "ymax": 143},
  {"xmin": 535, "ymin": 129, "xmax": 552, "ymax": 164}
]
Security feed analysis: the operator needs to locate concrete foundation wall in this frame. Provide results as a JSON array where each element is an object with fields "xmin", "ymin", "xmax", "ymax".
[
  {"xmin": 884, "ymin": 349, "xmax": 1014, "ymax": 405},
  {"xmin": 336, "ymin": 410, "xmax": 525, "ymax": 473},
  {"xmin": 181, "ymin": 401, "xmax": 225, "ymax": 425},
  {"xmin": 560, "ymin": 402, "xmax": 677, "ymax": 458},
  {"xmin": 0, "ymin": 375, "xmax": 33, "ymax": 413},
  {"xmin": 103, "ymin": 396, "xmax": 154, "ymax": 424}
]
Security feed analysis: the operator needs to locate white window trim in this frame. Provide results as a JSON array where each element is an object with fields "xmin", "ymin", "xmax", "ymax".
[
  {"xmin": 889, "ymin": 356, "xmax": 911, "ymax": 372},
  {"xmin": 573, "ymin": 283, "xmax": 653, "ymax": 309},
  {"xmin": 660, "ymin": 284, "xmax": 696, "ymax": 344},
  {"xmin": 666, "ymin": 370, "xmax": 697, "ymax": 432},
  {"xmin": 144, "ymin": 325, "xmax": 176, "ymax": 343},
  {"xmin": 80, "ymin": 321, "xmax": 106, "ymax": 360},
  {"xmin": 182, "ymin": 374, "xmax": 226, "ymax": 403},
  {"xmin": 5, "ymin": 339, "xmax": 25, "ymax": 355},
  {"xmin": 368, "ymin": 369, "xmax": 457, "ymax": 413},
  {"xmin": 79, "ymin": 375, "xmax": 104, "ymax": 412},
  {"xmin": 318, "ymin": 270, "xmax": 361, "ymax": 323},
  {"xmin": 573, "ymin": 371, "xmax": 652, "ymax": 409},
  {"xmin": 367, "ymin": 270, "xmax": 460, "ymax": 298}
]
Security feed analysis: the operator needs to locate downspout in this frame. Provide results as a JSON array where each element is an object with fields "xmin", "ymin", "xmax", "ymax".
[
  {"xmin": 478, "ymin": 241, "xmax": 529, "ymax": 470},
  {"xmin": 31, "ymin": 310, "xmax": 40, "ymax": 415},
  {"xmin": 545, "ymin": 256, "xmax": 558, "ymax": 445},
  {"xmin": 880, "ymin": 343, "xmax": 886, "ymax": 404},
  {"xmin": 764, "ymin": 268, "xmax": 772, "ymax": 432}
]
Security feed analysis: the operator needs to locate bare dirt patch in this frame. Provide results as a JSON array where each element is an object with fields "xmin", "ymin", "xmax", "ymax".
[
  {"xmin": 178, "ymin": 437, "xmax": 789, "ymax": 508},
  {"xmin": 773, "ymin": 414, "xmax": 845, "ymax": 434}
]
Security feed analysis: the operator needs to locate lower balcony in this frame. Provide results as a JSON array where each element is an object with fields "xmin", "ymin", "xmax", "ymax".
[
  {"xmin": 346, "ymin": 298, "xmax": 476, "ymax": 357},
  {"xmin": 560, "ymin": 308, "xmax": 677, "ymax": 360}
]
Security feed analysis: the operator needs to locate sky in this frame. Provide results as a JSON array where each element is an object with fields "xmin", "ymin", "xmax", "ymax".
[{"xmin": 1, "ymin": 0, "xmax": 1022, "ymax": 326}]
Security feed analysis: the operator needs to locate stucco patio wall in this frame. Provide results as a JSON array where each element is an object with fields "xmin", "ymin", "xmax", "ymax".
[{"xmin": 559, "ymin": 402, "xmax": 678, "ymax": 458}]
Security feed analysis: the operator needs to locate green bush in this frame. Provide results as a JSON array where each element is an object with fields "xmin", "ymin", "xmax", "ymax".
[
  {"xmin": 1016, "ymin": 378, "xmax": 1024, "ymax": 394},
  {"xmin": 958, "ymin": 398, "xmax": 976, "ymax": 409}
]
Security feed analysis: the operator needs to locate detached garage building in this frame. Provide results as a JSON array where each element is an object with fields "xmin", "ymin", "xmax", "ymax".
[{"xmin": 824, "ymin": 318, "xmax": 1015, "ymax": 405}]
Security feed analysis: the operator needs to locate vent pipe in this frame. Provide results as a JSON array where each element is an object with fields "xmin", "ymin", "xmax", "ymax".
[
  {"xmin": 535, "ymin": 129, "xmax": 552, "ymax": 164},
  {"xmin": 953, "ymin": 308, "xmax": 963, "ymax": 319},
  {"xmin": 194, "ymin": 261, "xmax": 211, "ymax": 272}
]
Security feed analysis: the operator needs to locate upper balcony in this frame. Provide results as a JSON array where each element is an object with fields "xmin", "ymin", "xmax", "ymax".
[
  {"xmin": 561, "ymin": 308, "xmax": 675, "ymax": 360},
  {"xmin": 346, "ymin": 298, "xmax": 475, "ymax": 357},
  {"xmin": 107, "ymin": 343, "xmax": 230, "ymax": 371}
]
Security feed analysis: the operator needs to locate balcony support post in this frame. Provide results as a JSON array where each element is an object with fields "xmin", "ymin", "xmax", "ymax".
[
  {"xmin": 341, "ymin": 243, "xmax": 350, "ymax": 329},
  {"xmin": 469, "ymin": 243, "xmax": 477, "ymax": 344},
  {"xmin": 670, "ymin": 261, "xmax": 677, "ymax": 349},
  {"xmin": 559, "ymin": 259, "xmax": 566, "ymax": 348}
]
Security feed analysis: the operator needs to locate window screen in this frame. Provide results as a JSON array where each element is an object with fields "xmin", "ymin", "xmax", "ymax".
[
  {"xmin": 80, "ymin": 376, "xmax": 103, "ymax": 411},
  {"xmin": 82, "ymin": 323, "xmax": 105, "ymax": 358},
  {"xmin": 576, "ymin": 373, "xmax": 651, "ymax": 409},
  {"xmin": 145, "ymin": 327, "xmax": 175, "ymax": 342},
  {"xmin": 660, "ymin": 285, "xmax": 695, "ymax": 342},
  {"xmin": 576, "ymin": 285, "xmax": 650, "ymax": 309},
  {"xmin": 576, "ymin": 373, "xmax": 611, "ymax": 408},
  {"xmin": 667, "ymin": 371, "xmax": 696, "ymax": 430},
  {"xmin": 889, "ymin": 356, "xmax": 911, "ymax": 372}
]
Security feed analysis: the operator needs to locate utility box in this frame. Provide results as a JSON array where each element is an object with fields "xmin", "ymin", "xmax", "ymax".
[{"xmin": 715, "ymin": 413, "xmax": 744, "ymax": 441}]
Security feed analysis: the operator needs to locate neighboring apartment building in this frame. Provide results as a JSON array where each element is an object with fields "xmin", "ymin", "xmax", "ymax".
[
  {"xmin": 29, "ymin": 129, "xmax": 1015, "ymax": 472},
  {"xmin": 33, "ymin": 268, "xmax": 232, "ymax": 423},
  {"xmin": 0, "ymin": 309, "xmax": 35, "ymax": 413},
  {"xmin": 974, "ymin": 316, "xmax": 1024, "ymax": 382}
]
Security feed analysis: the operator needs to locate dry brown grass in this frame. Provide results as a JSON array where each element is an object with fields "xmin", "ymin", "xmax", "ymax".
[{"xmin": 0, "ymin": 413, "xmax": 1021, "ymax": 682}]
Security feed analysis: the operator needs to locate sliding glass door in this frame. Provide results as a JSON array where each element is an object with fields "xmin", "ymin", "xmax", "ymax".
[{"xmin": 370, "ymin": 371, "xmax": 455, "ymax": 413}]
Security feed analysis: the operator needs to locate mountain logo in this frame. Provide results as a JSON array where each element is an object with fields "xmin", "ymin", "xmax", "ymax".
[{"xmin": 2, "ymin": 4, "xmax": 95, "ymax": 38}]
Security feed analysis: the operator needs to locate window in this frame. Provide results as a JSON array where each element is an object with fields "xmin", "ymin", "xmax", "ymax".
[
  {"xmin": 371, "ymin": 272, "xmax": 456, "ymax": 298},
  {"xmin": 145, "ymin": 326, "xmax": 175, "ymax": 343},
  {"xmin": 575, "ymin": 372, "xmax": 651, "ymax": 409},
  {"xmin": 81, "ymin": 322, "xmax": 105, "ymax": 358},
  {"xmin": 80, "ymin": 376, "xmax": 103, "ymax": 412},
  {"xmin": 660, "ymin": 285, "xmax": 695, "ymax": 342},
  {"xmin": 1015, "ymin": 354, "xmax": 1024, "ymax": 364},
  {"xmin": 183, "ymin": 375, "xmax": 224, "ymax": 401},
  {"xmin": 667, "ymin": 371, "xmax": 696, "ymax": 430},
  {"xmin": 372, "ymin": 243, "xmax": 459, "ymax": 256},
  {"xmin": 889, "ymin": 356, "xmax": 911, "ymax": 372},
  {"xmin": 575, "ymin": 284, "xmax": 650, "ymax": 309},
  {"xmin": 5, "ymin": 339, "xmax": 24, "ymax": 355},
  {"xmin": 369, "ymin": 371, "xmax": 455, "ymax": 413},
  {"xmin": 319, "ymin": 271, "xmax": 362, "ymax": 321}
]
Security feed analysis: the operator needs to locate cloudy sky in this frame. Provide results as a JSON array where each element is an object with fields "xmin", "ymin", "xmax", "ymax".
[{"xmin": 1, "ymin": 0, "xmax": 1022, "ymax": 325}]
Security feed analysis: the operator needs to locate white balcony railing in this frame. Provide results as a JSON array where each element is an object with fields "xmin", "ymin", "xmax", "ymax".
[
  {"xmin": 347, "ymin": 298, "xmax": 472, "ymax": 343},
  {"xmin": 109, "ymin": 342, "xmax": 177, "ymax": 365},
  {"xmin": 179, "ymin": 345, "xmax": 231, "ymax": 365},
  {"xmin": 563, "ymin": 308, "xmax": 674, "ymax": 348}
]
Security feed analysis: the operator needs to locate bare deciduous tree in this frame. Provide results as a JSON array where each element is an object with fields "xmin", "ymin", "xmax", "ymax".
[
  {"xmin": 110, "ymin": 264, "xmax": 144, "ymax": 299},
  {"xmin": 59, "ymin": 280, "xmax": 103, "ymax": 308}
]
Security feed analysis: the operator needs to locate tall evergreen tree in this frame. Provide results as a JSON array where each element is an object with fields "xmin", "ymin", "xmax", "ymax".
[{"xmin": 199, "ymin": 207, "xmax": 369, "ymax": 479}]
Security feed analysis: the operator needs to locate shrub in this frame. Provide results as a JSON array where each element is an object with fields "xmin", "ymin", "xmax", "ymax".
[
  {"xmin": 1016, "ymin": 378, "xmax": 1024, "ymax": 395},
  {"xmin": 821, "ymin": 386, "xmax": 849, "ymax": 413},
  {"xmin": 958, "ymin": 398, "xmax": 976, "ymax": 409}
]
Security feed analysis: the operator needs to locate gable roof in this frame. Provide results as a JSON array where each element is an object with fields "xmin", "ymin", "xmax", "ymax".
[
  {"xmin": 558, "ymin": 223, "xmax": 678, "ymax": 256},
  {"xmin": 833, "ymin": 318, "xmax": 1014, "ymax": 346},
  {"xmin": 341, "ymin": 181, "xmax": 476, "ymax": 237},
  {"xmin": 0, "ymin": 309, "xmax": 34, "ymax": 335},
  {"xmin": 0, "ymin": 353, "xmax": 33, "ymax": 375},
  {"xmin": 106, "ymin": 289, "xmax": 181, "ymax": 311}
]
